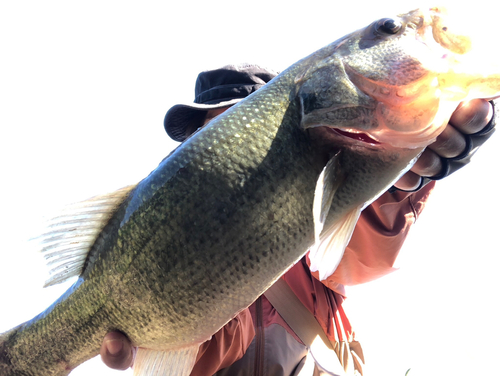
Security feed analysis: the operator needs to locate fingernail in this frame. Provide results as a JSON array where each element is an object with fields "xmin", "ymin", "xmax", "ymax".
[{"xmin": 105, "ymin": 339, "xmax": 124, "ymax": 356}]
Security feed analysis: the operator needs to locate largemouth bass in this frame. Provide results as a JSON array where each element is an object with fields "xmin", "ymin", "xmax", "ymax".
[{"xmin": 1, "ymin": 6, "xmax": 499, "ymax": 376}]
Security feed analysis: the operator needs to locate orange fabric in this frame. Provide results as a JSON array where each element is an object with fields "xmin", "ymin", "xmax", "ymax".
[
  {"xmin": 283, "ymin": 258, "xmax": 349, "ymax": 344},
  {"xmin": 191, "ymin": 308, "xmax": 255, "ymax": 376},
  {"xmin": 191, "ymin": 183, "xmax": 435, "ymax": 375},
  {"xmin": 318, "ymin": 182, "xmax": 435, "ymax": 293}
]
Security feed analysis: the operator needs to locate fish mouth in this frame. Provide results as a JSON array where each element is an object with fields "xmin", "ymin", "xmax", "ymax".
[
  {"xmin": 308, "ymin": 126, "xmax": 384, "ymax": 157},
  {"xmin": 324, "ymin": 127, "xmax": 381, "ymax": 145}
]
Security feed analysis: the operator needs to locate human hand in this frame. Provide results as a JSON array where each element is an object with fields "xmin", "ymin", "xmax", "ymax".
[
  {"xmin": 394, "ymin": 99, "xmax": 495, "ymax": 191},
  {"xmin": 100, "ymin": 331, "xmax": 135, "ymax": 370}
]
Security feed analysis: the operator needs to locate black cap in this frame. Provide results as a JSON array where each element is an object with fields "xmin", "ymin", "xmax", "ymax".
[{"xmin": 164, "ymin": 64, "xmax": 278, "ymax": 141}]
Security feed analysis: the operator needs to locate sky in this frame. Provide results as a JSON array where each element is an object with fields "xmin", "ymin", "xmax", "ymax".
[{"xmin": 0, "ymin": 1, "xmax": 499, "ymax": 375}]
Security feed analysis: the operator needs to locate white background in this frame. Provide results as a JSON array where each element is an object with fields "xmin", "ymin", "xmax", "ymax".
[{"xmin": 0, "ymin": 1, "xmax": 498, "ymax": 375}]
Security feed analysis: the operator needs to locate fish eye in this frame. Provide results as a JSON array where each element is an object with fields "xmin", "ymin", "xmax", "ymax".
[{"xmin": 375, "ymin": 18, "xmax": 402, "ymax": 35}]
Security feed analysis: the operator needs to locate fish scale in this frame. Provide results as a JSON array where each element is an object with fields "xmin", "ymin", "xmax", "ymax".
[{"xmin": 2, "ymin": 6, "xmax": 500, "ymax": 376}]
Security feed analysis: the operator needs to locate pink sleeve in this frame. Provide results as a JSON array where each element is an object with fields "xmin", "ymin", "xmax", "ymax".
[
  {"xmin": 318, "ymin": 182, "xmax": 435, "ymax": 291},
  {"xmin": 190, "ymin": 308, "xmax": 255, "ymax": 376}
]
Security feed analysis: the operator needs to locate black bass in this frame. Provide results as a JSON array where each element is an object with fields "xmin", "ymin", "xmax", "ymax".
[{"xmin": 1, "ymin": 6, "xmax": 499, "ymax": 376}]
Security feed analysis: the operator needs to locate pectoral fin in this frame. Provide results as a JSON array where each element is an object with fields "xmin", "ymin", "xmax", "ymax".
[
  {"xmin": 312, "ymin": 153, "xmax": 345, "ymax": 245},
  {"xmin": 133, "ymin": 344, "xmax": 200, "ymax": 376},
  {"xmin": 309, "ymin": 205, "xmax": 362, "ymax": 281},
  {"xmin": 310, "ymin": 154, "xmax": 362, "ymax": 280}
]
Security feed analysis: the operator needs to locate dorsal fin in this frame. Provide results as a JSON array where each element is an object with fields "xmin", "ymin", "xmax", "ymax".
[{"xmin": 34, "ymin": 185, "xmax": 136, "ymax": 287}]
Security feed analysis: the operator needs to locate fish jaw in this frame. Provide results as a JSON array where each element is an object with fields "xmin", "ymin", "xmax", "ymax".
[
  {"xmin": 337, "ymin": 8, "xmax": 451, "ymax": 149},
  {"xmin": 307, "ymin": 124, "xmax": 423, "ymax": 168},
  {"xmin": 308, "ymin": 6, "xmax": 500, "ymax": 150}
]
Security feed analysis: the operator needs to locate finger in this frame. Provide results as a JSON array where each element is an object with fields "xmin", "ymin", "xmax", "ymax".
[
  {"xmin": 100, "ymin": 331, "xmax": 135, "ymax": 370},
  {"xmin": 394, "ymin": 149, "xmax": 443, "ymax": 190},
  {"xmin": 427, "ymin": 124, "xmax": 467, "ymax": 158},
  {"xmin": 410, "ymin": 148, "xmax": 443, "ymax": 177},
  {"xmin": 449, "ymin": 99, "xmax": 493, "ymax": 134},
  {"xmin": 393, "ymin": 99, "xmax": 494, "ymax": 191},
  {"xmin": 393, "ymin": 170, "xmax": 422, "ymax": 191}
]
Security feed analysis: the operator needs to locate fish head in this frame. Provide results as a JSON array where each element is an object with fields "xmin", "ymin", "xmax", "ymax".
[{"xmin": 298, "ymin": 5, "xmax": 500, "ymax": 149}]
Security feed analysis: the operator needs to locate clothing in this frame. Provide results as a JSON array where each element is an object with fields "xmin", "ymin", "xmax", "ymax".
[
  {"xmin": 164, "ymin": 64, "xmax": 278, "ymax": 142},
  {"xmin": 191, "ymin": 182, "xmax": 435, "ymax": 376}
]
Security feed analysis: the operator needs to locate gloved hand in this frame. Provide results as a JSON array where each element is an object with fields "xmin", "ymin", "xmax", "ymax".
[{"xmin": 394, "ymin": 99, "xmax": 496, "ymax": 191}]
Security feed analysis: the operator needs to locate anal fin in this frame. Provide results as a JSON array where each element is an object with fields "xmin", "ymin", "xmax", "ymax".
[{"xmin": 133, "ymin": 344, "xmax": 200, "ymax": 376}]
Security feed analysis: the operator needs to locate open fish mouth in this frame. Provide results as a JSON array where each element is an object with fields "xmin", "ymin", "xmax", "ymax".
[{"xmin": 329, "ymin": 128, "xmax": 381, "ymax": 144}]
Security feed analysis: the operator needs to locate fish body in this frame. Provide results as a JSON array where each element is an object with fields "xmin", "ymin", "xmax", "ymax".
[{"xmin": 1, "ymin": 6, "xmax": 499, "ymax": 376}]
